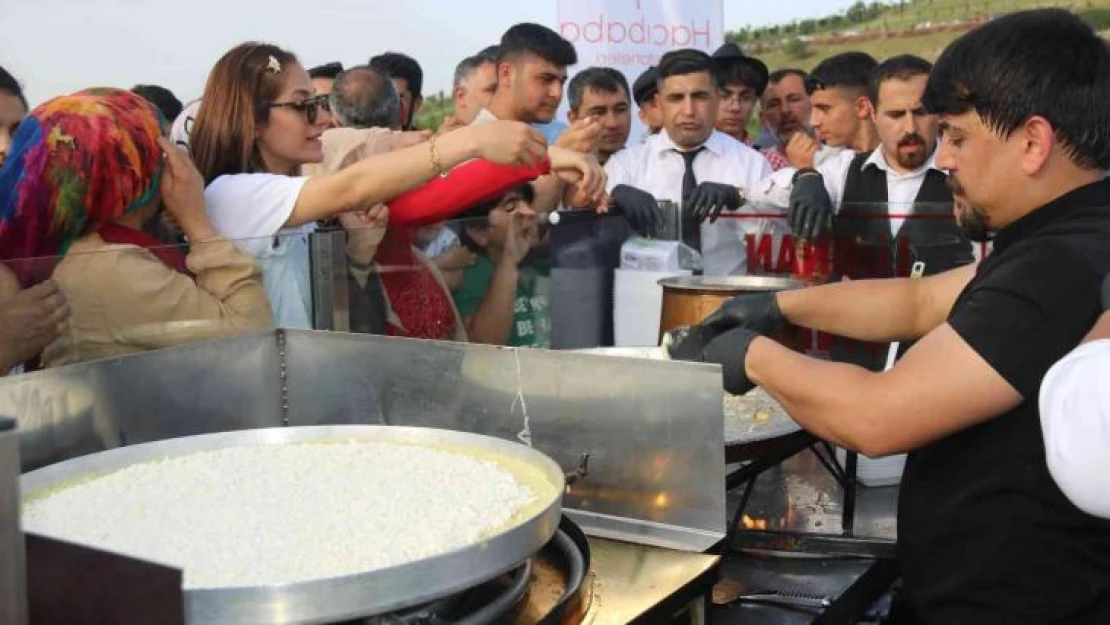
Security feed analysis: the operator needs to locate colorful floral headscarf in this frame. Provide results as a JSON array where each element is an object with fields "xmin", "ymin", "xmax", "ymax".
[{"xmin": 0, "ymin": 88, "xmax": 166, "ymax": 280}]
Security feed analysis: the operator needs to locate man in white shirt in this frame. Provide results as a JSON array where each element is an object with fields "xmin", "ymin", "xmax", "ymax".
[
  {"xmin": 604, "ymin": 49, "xmax": 777, "ymax": 276},
  {"xmin": 1039, "ymin": 274, "xmax": 1110, "ymax": 519},
  {"xmin": 750, "ymin": 55, "xmax": 974, "ymax": 371},
  {"xmin": 751, "ymin": 55, "xmax": 973, "ymax": 278}
]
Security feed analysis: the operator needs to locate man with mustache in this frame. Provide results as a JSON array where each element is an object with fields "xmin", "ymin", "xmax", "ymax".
[
  {"xmin": 752, "ymin": 55, "xmax": 974, "ymax": 369},
  {"xmin": 671, "ymin": 10, "xmax": 1110, "ymax": 622}
]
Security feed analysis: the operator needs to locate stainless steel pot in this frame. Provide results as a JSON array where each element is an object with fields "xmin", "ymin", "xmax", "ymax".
[{"xmin": 657, "ymin": 276, "xmax": 809, "ymax": 351}]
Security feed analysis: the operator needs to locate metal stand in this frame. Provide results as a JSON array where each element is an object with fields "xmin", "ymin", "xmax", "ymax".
[
  {"xmin": 725, "ymin": 436, "xmax": 864, "ymax": 545},
  {"xmin": 308, "ymin": 229, "xmax": 351, "ymax": 332},
  {"xmin": 717, "ymin": 437, "xmax": 898, "ymax": 623}
]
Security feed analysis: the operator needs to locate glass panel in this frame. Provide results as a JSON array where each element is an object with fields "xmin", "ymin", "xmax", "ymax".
[{"xmin": 1, "ymin": 201, "xmax": 999, "ymax": 376}]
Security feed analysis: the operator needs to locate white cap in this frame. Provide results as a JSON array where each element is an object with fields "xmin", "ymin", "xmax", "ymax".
[
  {"xmin": 170, "ymin": 99, "xmax": 201, "ymax": 155},
  {"xmin": 1039, "ymin": 338, "xmax": 1110, "ymax": 519}
]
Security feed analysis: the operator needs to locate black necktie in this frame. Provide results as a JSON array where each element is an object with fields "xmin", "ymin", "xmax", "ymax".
[{"xmin": 676, "ymin": 147, "xmax": 706, "ymax": 250}]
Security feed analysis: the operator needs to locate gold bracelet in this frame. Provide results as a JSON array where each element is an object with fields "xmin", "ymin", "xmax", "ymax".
[{"xmin": 428, "ymin": 136, "xmax": 449, "ymax": 179}]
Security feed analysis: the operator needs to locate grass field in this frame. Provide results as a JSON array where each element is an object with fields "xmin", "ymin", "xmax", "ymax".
[{"xmin": 737, "ymin": 0, "xmax": 1110, "ymax": 70}]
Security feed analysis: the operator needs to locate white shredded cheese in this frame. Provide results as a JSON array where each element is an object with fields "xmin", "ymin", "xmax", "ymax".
[{"xmin": 22, "ymin": 441, "xmax": 538, "ymax": 589}]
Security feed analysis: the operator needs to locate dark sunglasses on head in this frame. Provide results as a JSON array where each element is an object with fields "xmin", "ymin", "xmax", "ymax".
[{"xmin": 269, "ymin": 94, "xmax": 331, "ymax": 124}]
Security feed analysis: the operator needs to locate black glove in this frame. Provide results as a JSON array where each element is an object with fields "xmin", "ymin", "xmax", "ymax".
[
  {"xmin": 789, "ymin": 171, "xmax": 834, "ymax": 240},
  {"xmin": 1102, "ymin": 274, "xmax": 1110, "ymax": 311},
  {"xmin": 670, "ymin": 326, "xmax": 759, "ymax": 395},
  {"xmin": 701, "ymin": 292, "xmax": 785, "ymax": 336},
  {"xmin": 686, "ymin": 182, "xmax": 742, "ymax": 224},
  {"xmin": 609, "ymin": 184, "xmax": 662, "ymax": 237}
]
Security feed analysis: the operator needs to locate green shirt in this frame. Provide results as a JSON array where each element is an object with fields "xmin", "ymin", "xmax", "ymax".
[{"xmin": 454, "ymin": 256, "xmax": 551, "ymax": 348}]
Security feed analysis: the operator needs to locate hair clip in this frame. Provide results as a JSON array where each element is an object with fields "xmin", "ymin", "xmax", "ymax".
[{"xmin": 266, "ymin": 55, "xmax": 282, "ymax": 74}]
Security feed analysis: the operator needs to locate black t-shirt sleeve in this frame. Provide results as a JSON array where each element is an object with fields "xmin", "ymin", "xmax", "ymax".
[{"xmin": 949, "ymin": 241, "xmax": 1102, "ymax": 398}]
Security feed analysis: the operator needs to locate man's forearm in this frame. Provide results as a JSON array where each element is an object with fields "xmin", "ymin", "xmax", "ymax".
[
  {"xmin": 466, "ymin": 263, "xmax": 519, "ymax": 345},
  {"xmin": 777, "ymin": 278, "xmax": 927, "ymax": 342},
  {"xmin": 777, "ymin": 264, "xmax": 974, "ymax": 342},
  {"xmin": 531, "ymin": 175, "xmax": 565, "ymax": 213}
]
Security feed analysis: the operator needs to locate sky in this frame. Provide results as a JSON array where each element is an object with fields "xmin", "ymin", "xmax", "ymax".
[{"xmin": 0, "ymin": 0, "xmax": 857, "ymax": 107}]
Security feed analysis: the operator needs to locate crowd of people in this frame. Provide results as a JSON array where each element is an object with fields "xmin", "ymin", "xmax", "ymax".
[{"xmin": 1, "ymin": 7, "xmax": 1110, "ymax": 622}]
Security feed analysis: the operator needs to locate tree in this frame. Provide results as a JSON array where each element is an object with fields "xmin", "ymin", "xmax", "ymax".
[
  {"xmin": 847, "ymin": 1, "xmax": 870, "ymax": 22},
  {"xmin": 785, "ymin": 37, "xmax": 812, "ymax": 59}
]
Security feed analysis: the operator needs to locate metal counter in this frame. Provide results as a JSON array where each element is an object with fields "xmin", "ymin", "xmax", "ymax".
[{"xmin": 585, "ymin": 537, "xmax": 719, "ymax": 624}]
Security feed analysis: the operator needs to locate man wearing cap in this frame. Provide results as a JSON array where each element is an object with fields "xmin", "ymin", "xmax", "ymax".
[
  {"xmin": 631, "ymin": 66, "xmax": 662, "ymax": 138},
  {"xmin": 1039, "ymin": 274, "xmax": 1110, "ymax": 520},
  {"xmin": 710, "ymin": 43, "xmax": 786, "ymax": 171},
  {"xmin": 605, "ymin": 49, "xmax": 781, "ymax": 276}
]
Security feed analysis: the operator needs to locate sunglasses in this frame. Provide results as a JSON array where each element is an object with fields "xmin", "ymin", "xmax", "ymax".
[{"xmin": 269, "ymin": 94, "xmax": 331, "ymax": 124}]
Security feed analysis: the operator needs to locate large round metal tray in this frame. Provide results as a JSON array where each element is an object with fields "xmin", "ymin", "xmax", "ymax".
[
  {"xmin": 571, "ymin": 348, "xmax": 802, "ymax": 447},
  {"xmin": 20, "ymin": 425, "xmax": 565, "ymax": 624}
]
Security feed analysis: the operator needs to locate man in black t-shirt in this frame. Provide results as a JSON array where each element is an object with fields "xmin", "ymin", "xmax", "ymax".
[{"xmin": 670, "ymin": 9, "xmax": 1110, "ymax": 623}]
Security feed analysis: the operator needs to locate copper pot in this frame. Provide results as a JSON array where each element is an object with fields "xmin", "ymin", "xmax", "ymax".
[{"xmin": 657, "ymin": 276, "xmax": 808, "ymax": 352}]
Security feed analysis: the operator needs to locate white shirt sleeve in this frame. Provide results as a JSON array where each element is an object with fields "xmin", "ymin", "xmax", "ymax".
[
  {"xmin": 604, "ymin": 151, "xmax": 634, "ymax": 193},
  {"xmin": 1039, "ymin": 338, "xmax": 1110, "ymax": 519},
  {"xmin": 204, "ymin": 174, "xmax": 309, "ymax": 257},
  {"xmin": 747, "ymin": 148, "xmax": 853, "ymax": 213}
]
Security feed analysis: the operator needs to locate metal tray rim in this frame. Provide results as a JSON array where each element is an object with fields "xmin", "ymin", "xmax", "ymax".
[
  {"xmin": 20, "ymin": 425, "xmax": 565, "ymax": 624},
  {"xmin": 657, "ymin": 275, "xmax": 806, "ymax": 292}
]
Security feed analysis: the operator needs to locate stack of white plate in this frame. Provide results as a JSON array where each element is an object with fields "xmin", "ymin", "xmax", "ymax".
[
  {"xmin": 836, "ymin": 448, "xmax": 906, "ymax": 487},
  {"xmin": 613, "ymin": 268, "xmax": 691, "ymax": 347}
]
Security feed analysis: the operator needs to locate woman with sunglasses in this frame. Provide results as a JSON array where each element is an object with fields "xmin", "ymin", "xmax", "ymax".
[{"xmin": 191, "ymin": 42, "xmax": 599, "ymax": 329}]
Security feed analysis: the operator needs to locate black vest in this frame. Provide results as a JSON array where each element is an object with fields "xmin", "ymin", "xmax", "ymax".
[
  {"xmin": 834, "ymin": 151, "xmax": 974, "ymax": 280},
  {"xmin": 831, "ymin": 152, "xmax": 975, "ymax": 370}
]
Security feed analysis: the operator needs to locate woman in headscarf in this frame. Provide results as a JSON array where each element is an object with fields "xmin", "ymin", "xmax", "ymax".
[
  {"xmin": 190, "ymin": 42, "xmax": 604, "ymax": 332},
  {"xmin": 0, "ymin": 88, "xmax": 273, "ymax": 367}
]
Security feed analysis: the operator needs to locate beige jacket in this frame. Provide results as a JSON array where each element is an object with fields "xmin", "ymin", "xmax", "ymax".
[{"xmin": 42, "ymin": 234, "xmax": 274, "ymax": 368}]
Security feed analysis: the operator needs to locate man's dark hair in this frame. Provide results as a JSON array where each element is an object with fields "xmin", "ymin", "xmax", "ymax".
[
  {"xmin": 0, "ymin": 65, "xmax": 27, "ymax": 111},
  {"xmin": 768, "ymin": 68, "xmax": 807, "ymax": 86},
  {"xmin": 329, "ymin": 66, "xmax": 400, "ymax": 129},
  {"xmin": 657, "ymin": 49, "xmax": 717, "ymax": 88},
  {"xmin": 131, "ymin": 84, "xmax": 183, "ymax": 123},
  {"xmin": 924, "ymin": 8, "xmax": 1110, "ymax": 169},
  {"xmin": 567, "ymin": 67, "xmax": 630, "ymax": 112},
  {"xmin": 807, "ymin": 52, "xmax": 877, "ymax": 97},
  {"xmin": 478, "ymin": 45, "xmax": 500, "ymax": 62},
  {"xmin": 869, "ymin": 54, "xmax": 932, "ymax": 105},
  {"xmin": 458, "ymin": 184, "xmax": 536, "ymax": 254},
  {"xmin": 308, "ymin": 62, "xmax": 344, "ymax": 80},
  {"xmin": 498, "ymin": 23, "xmax": 577, "ymax": 67},
  {"xmin": 369, "ymin": 52, "xmax": 423, "ymax": 98}
]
